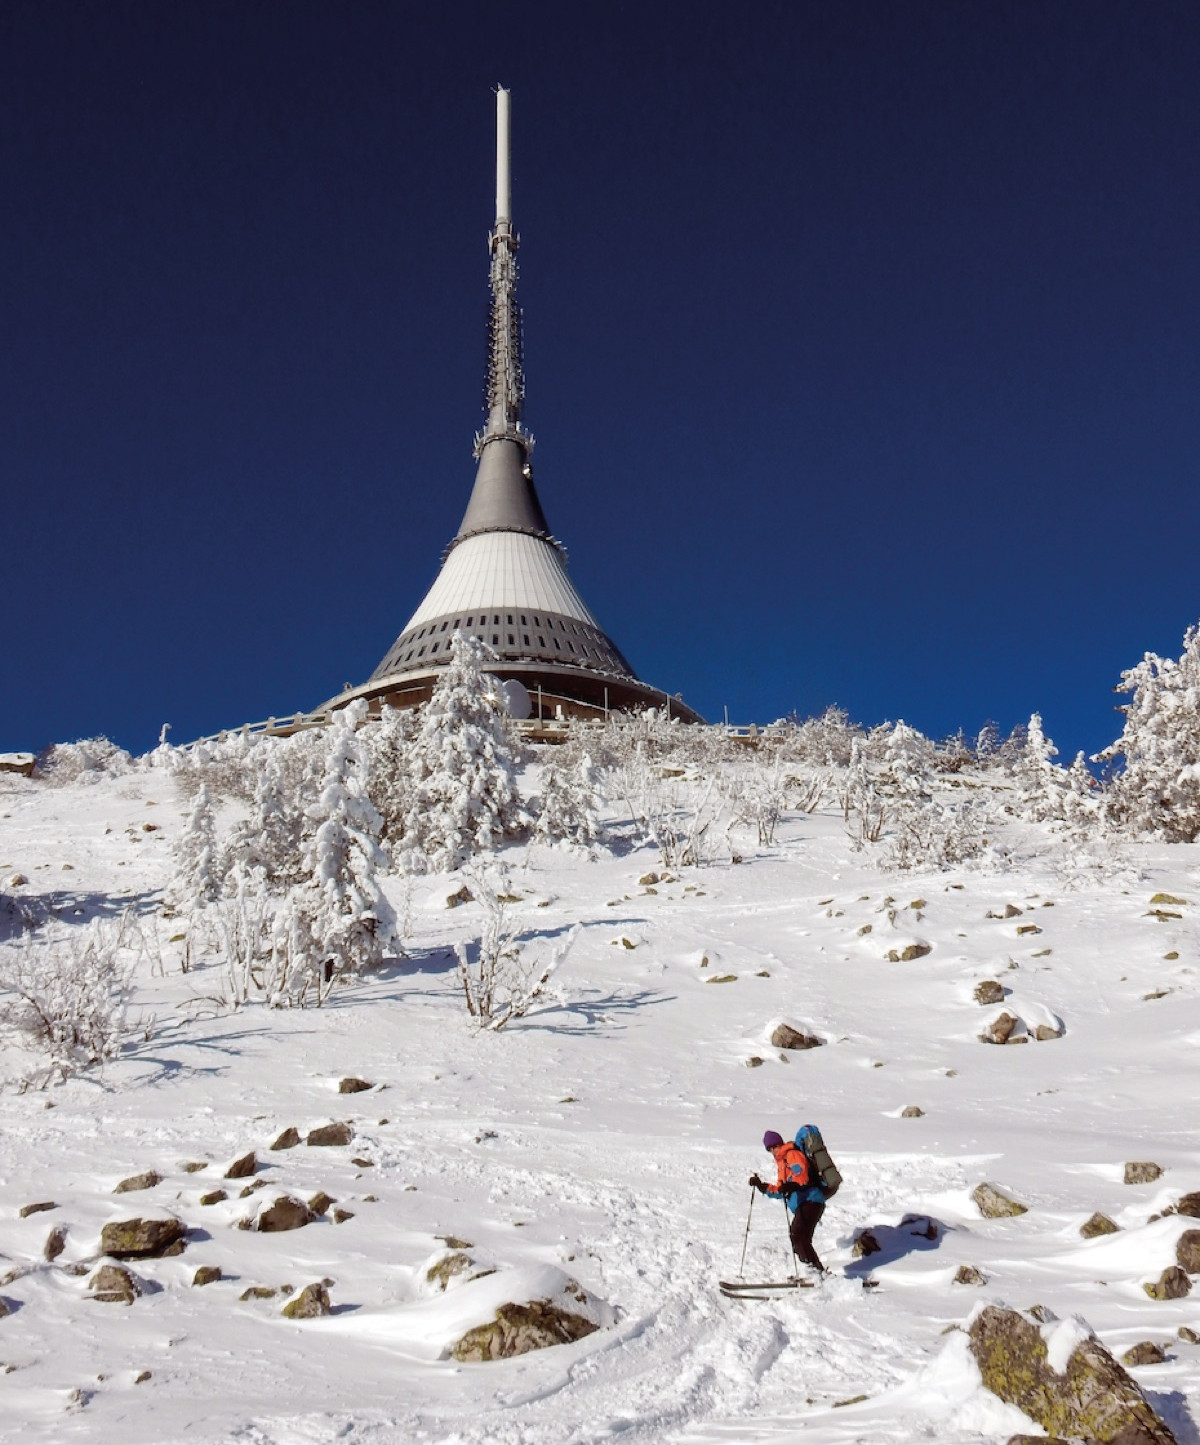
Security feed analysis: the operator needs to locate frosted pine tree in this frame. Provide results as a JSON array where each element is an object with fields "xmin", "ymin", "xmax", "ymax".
[
  {"xmin": 1098, "ymin": 620, "xmax": 1200, "ymax": 841},
  {"xmin": 362, "ymin": 703, "xmax": 417, "ymax": 845},
  {"xmin": 272, "ymin": 701, "xmax": 397, "ymax": 1004},
  {"xmin": 223, "ymin": 730, "xmax": 324, "ymax": 893},
  {"xmin": 398, "ymin": 633, "xmax": 529, "ymax": 872}
]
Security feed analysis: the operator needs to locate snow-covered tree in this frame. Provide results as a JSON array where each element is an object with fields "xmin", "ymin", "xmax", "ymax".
[
  {"xmin": 168, "ymin": 782, "xmax": 220, "ymax": 909},
  {"xmin": 398, "ymin": 633, "xmax": 529, "ymax": 872},
  {"xmin": 223, "ymin": 730, "xmax": 324, "ymax": 893},
  {"xmin": 1012, "ymin": 712, "xmax": 1064, "ymax": 822},
  {"xmin": 531, "ymin": 746, "xmax": 607, "ymax": 852},
  {"xmin": 271, "ymin": 701, "xmax": 398, "ymax": 1004},
  {"xmin": 362, "ymin": 704, "xmax": 417, "ymax": 845},
  {"xmin": 1098, "ymin": 620, "xmax": 1200, "ymax": 841}
]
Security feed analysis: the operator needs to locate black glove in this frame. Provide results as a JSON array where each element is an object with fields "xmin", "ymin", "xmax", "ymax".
[
  {"xmin": 749, "ymin": 1174, "xmax": 763, "ymax": 1190},
  {"xmin": 782, "ymin": 1182, "xmax": 800, "ymax": 1201}
]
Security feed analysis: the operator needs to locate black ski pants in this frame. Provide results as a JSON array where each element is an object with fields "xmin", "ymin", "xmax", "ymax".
[{"xmin": 788, "ymin": 1199, "xmax": 825, "ymax": 1273}]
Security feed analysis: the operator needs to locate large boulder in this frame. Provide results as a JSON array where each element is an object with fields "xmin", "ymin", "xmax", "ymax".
[
  {"xmin": 281, "ymin": 1282, "xmax": 331, "ymax": 1319},
  {"xmin": 100, "ymin": 1216, "xmax": 186, "ymax": 1259},
  {"xmin": 452, "ymin": 1289, "xmax": 599, "ymax": 1362},
  {"xmin": 1144, "ymin": 1267, "xmax": 1191, "ymax": 1301},
  {"xmin": 306, "ymin": 1122, "xmax": 354, "ymax": 1147},
  {"xmin": 88, "ymin": 1264, "xmax": 141, "ymax": 1305},
  {"xmin": 1081, "ymin": 1212, "xmax": 1121, "ymax": 1239},
  {"xmin": 968, "ymin": 1303, "xmax": 1179, "ymax": 1443},
  {"xmin": 1176, "ymin": 1230, "xmax": 1200, "ymax": 1273}
]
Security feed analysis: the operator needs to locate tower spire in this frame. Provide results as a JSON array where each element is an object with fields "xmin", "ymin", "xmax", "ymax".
[{"xmin": 476, "ymin": 85, "xmax": 531, "ymax": 460}]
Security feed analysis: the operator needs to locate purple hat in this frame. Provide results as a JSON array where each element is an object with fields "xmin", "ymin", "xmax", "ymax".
[{"xmin": 763, "ymin": 1130, "xmax": 784, "ymax": 1150}]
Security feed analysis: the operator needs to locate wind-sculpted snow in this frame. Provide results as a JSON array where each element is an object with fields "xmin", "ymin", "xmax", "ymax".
[{"xmin": 0, "ymin": 758, "xmax": 1197, "ymax": 1444}]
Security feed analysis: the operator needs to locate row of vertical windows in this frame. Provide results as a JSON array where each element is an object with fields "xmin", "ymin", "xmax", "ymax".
[{"xmin": 392, "ymin": 615, "xmax": 608, "ymax": 668}]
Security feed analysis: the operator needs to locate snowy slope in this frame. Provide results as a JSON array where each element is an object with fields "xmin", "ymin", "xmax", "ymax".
[{"xmin": 1, "ymin": 764, "xmax": 1198, "ymax": 1444}]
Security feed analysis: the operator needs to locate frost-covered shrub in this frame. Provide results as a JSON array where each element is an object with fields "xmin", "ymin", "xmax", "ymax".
[
  {"xmin": 36, "ymin": 736, "xmax": 134, "ymax": 786},
  {"xmin": 1098, "ymin": 620, "xmax": 1200, "ymax": 842},
  {"xmin": 0, "ymin": 914, "xmax": 139, "ymax": 1072},
  {"xmin": 398, "ymin": 634, "xmax": 529, "ymax": 872},
  {"xmin": 881, "ymin": 798, "xmax": 987, "ymax": 871},
  {"xmin": 168, "ymin": 782, "xmax": 220, "ymax": 910},
  {"xmin": 454, "ymin": 869, "xmax": 578, "ymax": 1029},
  {"xmin": 171, "ymin": 729, "xmax": 261, "ymax": 803},
  {"xmin": 270, "ymin": 702, "xmax": 397, "ymax": 1005},
  {"xmin": 362, "ymin": 704, "xmax": 418, "ymax": 845},
  {"xmin": 1011, "ymin": 712, "xmax": 1066, "ymax": 823}
]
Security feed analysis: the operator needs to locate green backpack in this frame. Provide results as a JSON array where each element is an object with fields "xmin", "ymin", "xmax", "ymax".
[{"xmin": 794, "ymin": 1124, "xmax": 842, "ymax": 1197}]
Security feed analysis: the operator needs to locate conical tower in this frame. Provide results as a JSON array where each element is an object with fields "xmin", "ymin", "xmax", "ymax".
[{"xmin": 323, "ymin": 89, "xmax": 701, "ymax": 725}]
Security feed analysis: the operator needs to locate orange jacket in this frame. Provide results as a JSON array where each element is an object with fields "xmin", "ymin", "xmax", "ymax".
[{"xmin": 763, "ymin": 1141, "xmax": 817, "ymax": 1211}]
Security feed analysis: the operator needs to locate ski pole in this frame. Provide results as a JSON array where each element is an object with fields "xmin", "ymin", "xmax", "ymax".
[
  {"xmin": 783, "ymin": 1195, "xmax": 801, "ymax": 1279},
  {"xmin": 737, "ymin": 1185, "xmax": 756, "ymax": 1278}
]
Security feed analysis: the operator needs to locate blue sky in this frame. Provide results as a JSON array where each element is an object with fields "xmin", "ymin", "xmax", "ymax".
[{"xmin": 4, "ymin": 1, "xmax": 1199, "ymax": 761}]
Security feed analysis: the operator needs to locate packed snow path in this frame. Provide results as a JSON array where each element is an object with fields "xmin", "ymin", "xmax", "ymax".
[{"xmin": 1, "ymin": 766, "xmax": 1198, "ymax": 1443}]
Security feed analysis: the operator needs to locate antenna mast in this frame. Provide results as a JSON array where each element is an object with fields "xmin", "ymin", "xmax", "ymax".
[{"xmin": 476, "ymin": 86, "xmax": 532, "ymax": 460}]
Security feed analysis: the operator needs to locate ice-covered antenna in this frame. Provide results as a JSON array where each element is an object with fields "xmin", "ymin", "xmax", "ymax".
[{"xmin": 476, "ymin": 85, "xmax": 532, "ymax": 459}]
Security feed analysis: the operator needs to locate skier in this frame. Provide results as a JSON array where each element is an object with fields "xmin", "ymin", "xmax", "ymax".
[{"xmin": 750, "ymin": 1129, "xmax": 828, "ymax": 1276}]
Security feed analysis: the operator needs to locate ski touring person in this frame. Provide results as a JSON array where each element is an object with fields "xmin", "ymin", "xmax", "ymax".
[{"xmin": 750, "ymin": 1128, "xmax": 828, "ymax": 1277}]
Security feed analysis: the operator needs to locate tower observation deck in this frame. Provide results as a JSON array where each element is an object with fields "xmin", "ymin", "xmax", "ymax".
[{"xmin": 322, "ymin": 88, "xmax": 702, "ymax": 725}]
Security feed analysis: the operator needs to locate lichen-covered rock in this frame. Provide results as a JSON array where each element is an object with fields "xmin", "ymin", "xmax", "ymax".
[
  {"xmin": 255, "ymin": 1196, "xmax": 315, "ymax": 1233},
  {"xmin": 972, "ymin": 1182, "xmax": 1028, "ymax": 1218},
  {"xmin": 968, "ymin": 1303, "xmax": 1179, "ymax": 1444},
  {"xmin": 307, "ymin": 1191, "xmax": 335, "ymax": 1217},
  {"xmin": 43, "ymin": 1225, "xmax": 67, "ymax": 1261},
  {"xmin": 100, "ymin": 1216, "xmax": 186, "ymax": 1259},
  {"xmin": 1033, "ymin": 1023, "xmax": 1063, "ymax": 1041},
  {"xmin": 270, "ymin": 1127, "xmax": 300, "ymax": 1151},
  {"xmin": 981, "ymin": 1011, "xmax": 1022, "ymax": 1045},
  {"xmin": 281, "ymin": 1283, "xmax": 331, "ymax": 1319},
  {"xmin": 1081, "ymin": 1212, "xmax": 1121, "ymax": 1239},
  {"xmin": 1179, "ymin": 1326, "xmax": 1200, "ymax": 1344},
  {"xmin": 974, "ymin": 979, "xmax": 1005, "ymax": 1005},
  {"xmin": 1124, "ymin": 1341, "xmax": 1167, "ymax": 1366},
  {"xmin": 900, "ymin": 1105, "xmax": 925, "ymax": 1118},
  {"xmin": 1175, "ymin": 1192, "xmax": 1200, "ymax": 1218},
  {"xmin": 1125, "ymin": 1161, "xmax": 1164, "ymax": 1185},
  {"xmin": 240, "ymin": 1286, "xmax": 277, "ymax": 1300},
  {"xmin": 1176, "ymin": 1230, "xmax": 1200, "ymax": 1273},
  {"xmin": 338, "ymin": 1077, "xmax": 373, "ymax": 1094},
  {"xmin": 451, "ymin": 1294, "xmax": 598, "ymax": 1362},
  {"xmin": 192, "ymin": 1266, "xmax": 221, "ymax": 1287},
  {"xmin": 199, "ymin": 1190, "xmax": 227, "ymax": 1206},
  {"xmin": 954, "ymin": 1264, "xmax": 987, "ymax": 1286},
  {"xmin": 19, "ymin": 1201, "xmax": 56, "ymax": 1218},
  {"xmin": 114, "ymin": 1170, "xmax": 162, "ymax": 1194},
  {"xmin": 852, "ymin": 1229, "xmax": 881, "ymax": 1258},
  {"xmin": 427, "ymin": 1252, "xmax": 474, "ymax": 1290},
  {"xmin": 885, "ymin": 942, "xmax": 931, "ymax": 962},
  {"xmin": 769, "ymin": 1023, "xmax": 823, "ymax": 1051},
  {"xmin": 224, "ymin": 1151, "xmax": 256, "ymax": 1179},
  {"xmin": 1144, "ymin": 1266, "xmax": 1191, "ymax": 1301},
  {"xmin": 88, "ymin": 1264, "xmax": 140, "ymax": 1305},
  {"xmin": 306, "ymin": 1122, "xmax": 354, "ymax": 1147}
]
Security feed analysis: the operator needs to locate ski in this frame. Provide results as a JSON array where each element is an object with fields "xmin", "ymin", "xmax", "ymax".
[{"xmin": 719, "ymin": 1278, "xmax": 814, "ymax": 1294}]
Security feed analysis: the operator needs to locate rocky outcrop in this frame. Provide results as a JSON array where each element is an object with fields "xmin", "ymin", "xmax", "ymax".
[
  {"xmin": 968, "ymin": 1303, "xmax": 1179, "ymax": 1443},
  {"xmin": 224, "ymin": 1151, "xmax": 257, "ymax": 1179},
  {"xmin": 88, "ymin": 1264, "xmax": 140, "ymax": 1305},
  {"xmin": 306, "ymin": 1122, "xmax": 353, "ymax": 1147},
  {"xmin": 255, "ymin": 1196, "xmax": 315, "ymax": 1233},
  {"xmin": 972, "ymin": 1182, "xmax": 1028, "ymax": 1218},
  {"xmin": 769, "ymin": 1022, "xmax": 823, "ymax": 1051},
  {"xmin": 1125, "ymin": 1161, "xmax": 1164, "ymax": 1185},
  {"xmin": 1144, "ymin": 1267, "xmax": 1191, "ymax": 1301},
  {"xmin": 451, "ymin": 1288, "xmax": 599, "ymax": 1362},
  {"xmin": 1081, "ymin": 1212, "xmax": 1121, "ymax": 1238},
  {"xmin": 100, "ymin": 1216, "xmax": 186, "ymax": 1259},
  {"xmin": 270, "ymin": 1127, "xmax": 300, "ymax": 1151},
  {"xmin": 281, "ymin": 1282, "xmax": 331, "ymax": 1319},
  {"xmin": 114, "ymin": 1171, "xmax": 161, "ymax": 1194}
]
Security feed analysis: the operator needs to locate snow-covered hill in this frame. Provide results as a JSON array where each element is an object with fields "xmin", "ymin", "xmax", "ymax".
[{"xmin": 1, "ymin": 757, "xmax": 1198, "ymax": 1444}]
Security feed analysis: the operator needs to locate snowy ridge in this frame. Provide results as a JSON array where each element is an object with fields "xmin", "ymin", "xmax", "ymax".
[{"xmin": 1, "ymin": 750, "xmax": 1198, "ymax": 1444}]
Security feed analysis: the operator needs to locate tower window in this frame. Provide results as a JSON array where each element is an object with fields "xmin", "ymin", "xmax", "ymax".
[
  {"xmin": 523, "ymin": 634, "xmax": 530, "ymax": 645},
  {"xmin": 418, "ymin": 646, "xmax": 426, "ymax": 657},
  {"xmin": 431, "ymin": 642, "xmax": 439, "ymax": 653},
  {"xmin": 507, "ymin": 614, "xmax": 513, "ymax": 625},
  {"xmin": 466, "ymin": 616, "xmax": 473, "ymax": 626},
  {"xmin": 568, "ymin": 641, "xmax": 576, "ymax": 653},
  {"xmin": 538, "ymin": 636, "xmax": 545, "ymax": 647},
  {"xmin": 554, "ymin": 638, "xmax": 560, "ymax": 650},
  {"xmin": 492, "ymin": 634, "xmax": 498, "ymax": 645},
  {"xmin": 508, "ymin": 633, "xmax": 514, "ymax": 645},
  {"xmin": 520, "ymin": 615, "xmax": 526, "ymax": 625}
]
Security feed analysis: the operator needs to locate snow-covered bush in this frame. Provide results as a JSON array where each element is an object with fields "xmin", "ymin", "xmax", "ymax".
[
  {"xmin": 881, "ymin": 798, "xmax": 987, "ymax": 871},
  {"xmin": 1012, "ymin": 713, "xmax": 1065, "ymax": 823},
  {"xmin": 170, "ymin": 729, "xmax": 261, "ymax": 803},
  {"xmin": 453, "ymin": 868, "xmax": 578, "ymax": 1029},
  {"xmin": 0, "ymin": 914, "xmax": 140, "ymax": 1073},
  {"xmin": 270, "ymin": 701, "xmax": 398, "ymax": 1005},
  {"xmin": 36, "ymin": 736, "xmax": 134, "ymax": 786},
  {"xmin": 1098, "ymin": 620, "xmax": 1200, "ymax": 842},
  {"xmin": 361, "ymin": 703, "xmax": 418, "ymax": 845},
  {"xmin": 398, "ymin": 634, "xmax": 529, "ymax": 872},
  {"xmin": 222, "ymin": 729, "xmax": 325, "ymax": 893},
  {"xmin": 168, "ymin": 782, "xmax": 220, "ymax": 910}
]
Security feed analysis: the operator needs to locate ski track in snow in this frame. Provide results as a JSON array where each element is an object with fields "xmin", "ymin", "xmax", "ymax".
[{"xmin": 1, "ymin": 766, "xmax": 1198, "ymax": 1444}]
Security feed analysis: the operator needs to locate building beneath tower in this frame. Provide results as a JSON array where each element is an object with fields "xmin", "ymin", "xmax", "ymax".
[{"xmin": 320, "ymin": 88, "xmax": 702, "ymax": 727}]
